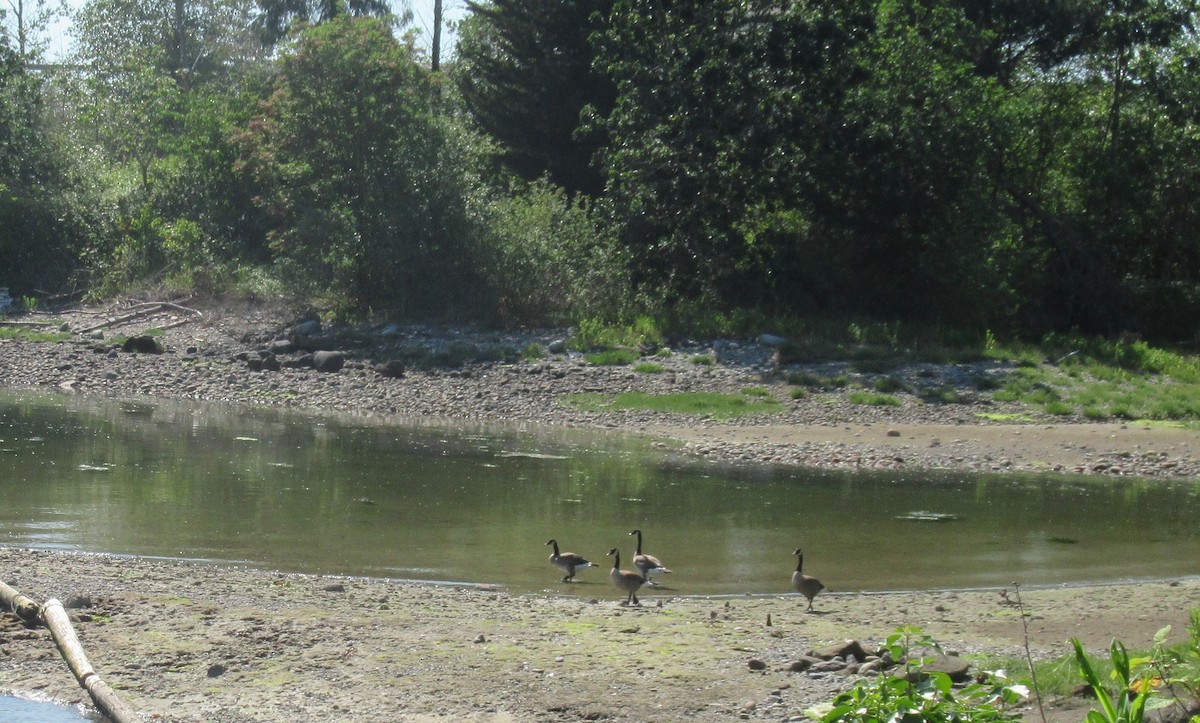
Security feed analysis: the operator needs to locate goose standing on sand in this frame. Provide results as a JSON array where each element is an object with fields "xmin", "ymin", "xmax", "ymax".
[
  {"xmin": 792, "ymin": 548, "xmax": 825, "ymax": 611},
  {"xmin": 629, "ymin": 529, "xmax": 672, "ymax": 585},
  {"xmin": 607, "ymin": 548, "xmax": 646, "ymax": 606},
  {"xmin": 546, "ymin": 539, "xmax": 595, "ymax": 582}
]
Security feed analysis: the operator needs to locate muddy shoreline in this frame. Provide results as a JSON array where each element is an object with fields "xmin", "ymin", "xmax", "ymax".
[{"xmin": 3, "ymin": 301, "xmax": 1200, "ymax": 721}]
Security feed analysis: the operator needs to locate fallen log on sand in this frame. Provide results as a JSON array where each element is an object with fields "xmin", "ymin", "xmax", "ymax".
[
  {"xmin": 1, "ymin": 580, "xmax": 139, "ymax": 723},
  {"xmin": 0, "ymin": 579, "xmax": 40, "ymax": 623}
]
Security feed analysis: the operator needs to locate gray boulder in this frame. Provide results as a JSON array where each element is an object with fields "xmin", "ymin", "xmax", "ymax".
[{"xmin": 313, "ymin": 351, "xmax": 345, "ymax": 373}]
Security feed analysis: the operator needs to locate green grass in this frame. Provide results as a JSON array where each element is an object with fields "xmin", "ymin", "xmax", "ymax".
[
  {"xmin": 634, "ymin": 362, "xmax": 664, "ymax": 374},
  {"xmin": 690, "ymin": 354, "xmax": 714, "ymax": 366},
  {"xmin": 586, "ymin": 348, "xmax": 639, "ymax": 366},
  {"xmin": 786, "ymin": 371, "xmax": 850, "ymax": 389},
  {"xmin": 848, "ymin": 391, "xmax": 902, "ymax": 406},
  {"xmin": 571, "ymin": 316, "xmax": 663, "ymax": 353},
  {"xmin": 0, "ymin": 326, "xmax": 72, "ymax": 342},
  {"xmin": 562, "ymin": 390, "xmax": 783, "ymax": 419},
  {"xmin": 991, "ymin": 357, "xmax": 1200, "ymax": 421},
  {"xmin": 521, "ymin": 343, "xmax": 545, "ymax": 362}
]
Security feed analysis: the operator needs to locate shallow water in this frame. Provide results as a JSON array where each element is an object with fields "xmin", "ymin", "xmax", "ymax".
[
  {"xmin": 1, "ymin": 389, "xmax": 1198, "ymax": 595},
  {"xmin": 0, "ymin": 695, "xmax": 93, "ymax": 721}
]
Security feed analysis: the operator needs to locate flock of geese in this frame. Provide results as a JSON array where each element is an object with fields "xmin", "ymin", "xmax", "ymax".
[{"xmin": 545, "ymin": 531, "xmax": 827, "ymax": 609}]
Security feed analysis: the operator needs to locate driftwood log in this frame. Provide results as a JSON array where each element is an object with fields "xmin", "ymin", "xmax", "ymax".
[
  {"xmin": 40, "ymin": 598, "xmax": 140, "ymax": 723},
  {"xmin": 1, "ymin": 579, "xmax": 139, "ymax": 722},
  {"xmin": 0, "ymin": 579, "xmax": 41, "ymax": 623},
  {"xmin": 76, "ymin": 300, "xmax": 202, "ymax": 335}
]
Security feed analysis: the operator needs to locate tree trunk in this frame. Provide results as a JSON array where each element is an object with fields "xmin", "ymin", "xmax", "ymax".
[{"xmin": 431, "ymin": 0, "xmax": 443, "ymax": 72}]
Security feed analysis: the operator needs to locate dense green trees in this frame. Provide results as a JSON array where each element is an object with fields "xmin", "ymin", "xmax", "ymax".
[
  {"xmin": 237, "ymin": 17, "xmax": 484, "ymax": 313},
  {"xmin": 0, "ymin": 42, "xmax": 82, "ymax": 293},
  {"xmin": 1, "ymin": 0, "xmax": 1198, "ymax": 339},
  {"xmin": 455, "ymin": 0, "xmax": 616, "ymax": 196}
]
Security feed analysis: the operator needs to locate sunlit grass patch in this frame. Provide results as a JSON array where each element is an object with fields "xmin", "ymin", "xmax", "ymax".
[
  {"xmin": 848, "ymin": 391, "xmax": 901, "ymax": 406},
  {"xmin": 993, "ymin": 362, "xmax": 1200, "ymax": 421},
  {"xmin": 975, "ymin": 412, "xmax": 1038, "ymax": 422},
  {"xmin": 585, "ymin": 348, "xmax": 639, "ymax": 366},
  {"xmin": 562, "ymin": 390, "xmax": 783, "ymax": 418},
  {"xmin": 634, "ymin": 362, "xmax": 664, "ymax": 374},
  {"xmin": 0, "ymin": 326, "xmax": 72, "ymax": 342}
]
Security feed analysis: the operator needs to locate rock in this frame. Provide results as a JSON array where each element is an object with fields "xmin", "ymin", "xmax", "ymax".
[
  {"xmin": 290, "ymin": 319, "xmax": 321, "ymax": 337},
  {"xmin": 548, "ymin": 339, "xmax": 567, "ymax": 354},
  {"xmin": 312, "ymin": 351, "xmax": 345, "ymax": 373},
  {"xmin": 912, "ymin": 654, "xmax": 971, "ymax": 683},
  {"xmin": 322, "ymin": 583, "xmax": 346, "ymax": 593},
  {"xmin": 282, "ymin": 354, "xmax": 314, "ymax": 369},
  {"xmin": 64, "ymin": 594, "xmax": 92, "ymax": 609},
  {"xmin": 788, "ymin": 657, "xmax": 821, "ymax": 672},
  {"xmin": 207, "ymin": 664, "xmax": 227, "ymax": 678},
  {"xmin": 748, "ymin": 659, "xmax": 767, "ymax": 671},
  {"xmin": 1145, "ymin": 698, "xmax": 1200, "ymax": 723},
  {"xmin": 270, "ymin": 339, "xmax": 295, "ymax": 355},
  {"xmin": 374, "ymin": 360, "xmax": 406, "ymax": 378},
  {"xmin": 121, "ymin": 335, "xmax": 164, "ymax": 354},
  {"xmin": 758, "ymin": 334, "xmax": 787, "ymax": 347},
  {"xmin": 260, "ymin": 354, "xmax": 281, "ymax": 372},
  {"xmin": 812, "ymin": 640, "xmax": 871, "ymax": 663}
]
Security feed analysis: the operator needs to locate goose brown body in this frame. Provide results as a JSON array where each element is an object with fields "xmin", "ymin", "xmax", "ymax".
[
  {"xmin": 607, "ymin": 548, "xmax": 645, "ymax": 606},
  {"xmin": 546, "ymin": 539, "xmax": 594, "ymax": 582},
  {"xmin": 792, "ymin": 548, "xmax": 825, "ymax": 611},
  {"xmin": 629, "ymin": 529, "xmax": 671, "ymax": 584}
]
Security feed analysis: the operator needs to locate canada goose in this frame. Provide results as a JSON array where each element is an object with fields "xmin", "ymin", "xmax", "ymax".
[
  {"xmin": 629, "ymin": 529, "xmax": 672, "ymax": 585},
  {"xmin": 792, "ymin": 548, "xmax": 825, "ymax": 611},
  {"xmin": 607, "ymin": 548, "xmax": 646, "ymax": 606},
  {"xmin": 546, "ymin": 539, "xmax": 595, "ymax": 582}
]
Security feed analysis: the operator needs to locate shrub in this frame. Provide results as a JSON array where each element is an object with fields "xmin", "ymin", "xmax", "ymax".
[{"xmin": 822, "ymin": 626, "xmax": 1025, "ymax": 722}]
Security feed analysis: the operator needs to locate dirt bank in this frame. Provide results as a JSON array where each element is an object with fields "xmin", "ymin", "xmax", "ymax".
[{"xmin": 3, "ymin": 549, "xmax": 1198, "ymax": 722}]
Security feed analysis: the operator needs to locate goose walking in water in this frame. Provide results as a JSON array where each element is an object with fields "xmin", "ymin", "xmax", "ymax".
[
  {"xmin": 792, "ymin": 548, "xmax": 825, "ymax": 611},
  {"xmin": 629, "ymin": 529, "xmax": 672, "ymax": 585},
  {"xmin": 607, "ymin": 548, "xmax": 646, "ymax": 606},
  {"xmin": 545, "ymin": 539, "xmax": 595, "ymax": 582}
]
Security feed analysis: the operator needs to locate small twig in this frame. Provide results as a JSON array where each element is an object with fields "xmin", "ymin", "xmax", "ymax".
[{"xmin": 1012, "ymin": 582, "xmax": 1048, "ymax": 723}]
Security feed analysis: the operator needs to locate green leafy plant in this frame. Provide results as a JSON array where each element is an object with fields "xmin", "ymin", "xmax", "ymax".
[
  {"xmin": 1071, "ymin": 638, "xmax": 1148, "ymax": 723},
  {"xmin": 634, "ymin": 362, "xmax": 664, "ymax": 373},
  {"xmin": 520, "ymin": 343, "xmax": 545, "ymax": 362},
  {"xmin": 822, "ymin": 626, "xmax": 1025, "ymax": 722}
]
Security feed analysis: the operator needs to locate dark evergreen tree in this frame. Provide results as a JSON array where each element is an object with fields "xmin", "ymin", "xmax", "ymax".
[
  {"xmin": 255, "ymin": 0, "xmax": 391, "ymax": 47},
  {"xmin": 455, "ymin": 0, "xmax": 617, "ymax": 196}
]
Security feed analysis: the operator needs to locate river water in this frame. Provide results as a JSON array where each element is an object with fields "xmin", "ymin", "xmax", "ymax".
[{"xmin": 2, "ymin": 389, "xmax": 1199, "ymax": 596}]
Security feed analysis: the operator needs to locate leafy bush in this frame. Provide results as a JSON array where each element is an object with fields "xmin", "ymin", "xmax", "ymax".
[
  {"xmin": 479, "ymin": 179, "xmax": 630, "ymax": 325},
  {"xmin": 822, "ymin": 626, "xmax": 1025, "ymax": 722}
]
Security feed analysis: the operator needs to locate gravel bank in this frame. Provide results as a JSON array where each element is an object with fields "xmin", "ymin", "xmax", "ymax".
[{"xmin": 2, "ymin": 300, "xmax": 1198, "ymax": 479}]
